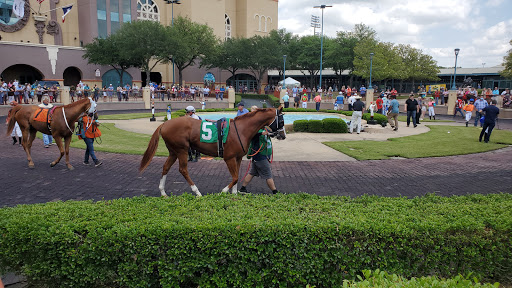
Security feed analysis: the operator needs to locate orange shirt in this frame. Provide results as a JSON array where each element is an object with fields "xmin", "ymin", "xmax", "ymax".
[
  {"xmin": 464, "ymin": 104, "xmax": 475, "ymax": 112},
  {"xmin": 314, "ymin": 95, "xmax": 322, "ymax": 103},
  {"xmin": 80, "ymin": 115, "xmax": 102, "ymax": 139}
]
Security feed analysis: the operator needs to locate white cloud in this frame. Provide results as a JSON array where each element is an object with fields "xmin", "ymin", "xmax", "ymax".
[{"xmin": 278, "ymin": 0, "xmax": 511, "ymax": 67}]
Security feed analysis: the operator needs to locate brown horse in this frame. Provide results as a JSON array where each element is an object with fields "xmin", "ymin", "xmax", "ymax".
[
  {"xmin": 139, "ymin": 107, "xmax": 286, "ymax": 196},
  {"xmin": 6, "ymin": 97, "xmax": 97, "ymax": 170}
]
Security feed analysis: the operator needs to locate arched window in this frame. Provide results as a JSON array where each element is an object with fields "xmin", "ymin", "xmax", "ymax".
[
  {"xmin": 254, "ymin": 14, "xmax": 261, "ymax": 32},
  {"xmin": 264, "ymin": 16, "xmax": 272, "ymax": 32},
  {"xmin": 225, "ymin": 14, "xmax": 231, "ymax": 40},
  {"xmin": 137, "ymin": 0, "xmax": 160, "ymax": 22}
]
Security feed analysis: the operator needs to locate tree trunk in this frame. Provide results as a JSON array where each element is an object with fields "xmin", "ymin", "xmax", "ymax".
[
  {"xmin": 145, "ymin": 71, "xmax": 150, "ymax": 87},
  {"xmin": 349, "ymin": 75, "xmax": 354, "ymax": 87},
  {"xmin": 179, "ymin": 69, "xmax": 183, "ymax": 86}
]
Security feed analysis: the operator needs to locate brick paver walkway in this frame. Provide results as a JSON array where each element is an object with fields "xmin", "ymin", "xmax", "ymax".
[{"xmin": 1, "ymin": 117, "xmax": 511, "ymax": 207}]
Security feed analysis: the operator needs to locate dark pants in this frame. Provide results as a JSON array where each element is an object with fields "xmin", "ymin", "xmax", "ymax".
[
  {"xmin": 454, "ymin": 108, "xmax": 464, "ymax": 117},
  {"xmin": 84, "ymin": 138, "xmax": 98, "ymax": 163},
  {"xmin": 315, "ymin": 102, "xmax": 320, "ymax": 111},
  {"xmin": 284, "ymin": 102, "xmax": 289, "ymax": 108},
  {"xmin": 474, "ymin": 111, "xmax": 483, "ymax": 127},
  {"xmin": 415, "ymin": 110, "xmax": 421, "ymax": 124},
  {"xmin": 407, "ymin": 110, "xmax": 417, "ymax": 127},
  {"xmin": 479, "ymin": 122, "xmax": 496, "ymax": 143}
]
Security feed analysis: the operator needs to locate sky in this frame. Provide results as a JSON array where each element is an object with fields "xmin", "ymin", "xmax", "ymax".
[{"xmin": 278, "ymin": 0, "xmax": 512, "ymax": 68}]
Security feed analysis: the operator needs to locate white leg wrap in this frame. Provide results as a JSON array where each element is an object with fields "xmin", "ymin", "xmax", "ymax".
[
  {"xmin": 231, "ymin": 184, "xmax": 238, "ymax": 194},
  {"xmin": 159, "ymin": 175, "xmax": 168, "ymax": 197},
  {"xmin": 191, "ymin": 185, "xmax": 202, "ymax": 197},
  {"xmin": 221, "ymin": 185, "xmax": 229, "ymax": 193}
]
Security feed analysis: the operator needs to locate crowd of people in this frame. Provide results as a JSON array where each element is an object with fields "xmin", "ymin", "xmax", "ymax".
[
  {"xmin": 148, "ymin": 83, "xmax": 229, "ymax": 102},
  {"xmin": 0, "ymin": 80, "xmax": 60, "ymax": 105}
]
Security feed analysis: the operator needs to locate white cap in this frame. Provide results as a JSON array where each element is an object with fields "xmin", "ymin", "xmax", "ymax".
[{"xmin": 185, "ymin": 106, "xmax": 195, "ymax": 112}]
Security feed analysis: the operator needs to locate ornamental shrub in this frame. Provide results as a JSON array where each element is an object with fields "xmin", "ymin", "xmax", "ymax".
[
  {"xmin": 362, "ymin": 113, "xmax": 387, "ymax": 125},
  {"xmin": 0, "ymin": 194, "xmax": 510, "ymax": 287},
  {"xmin": 322, "ymin": 118, "xmax": 348, "ymax": 133},
  {"xmin": 308, "ymin": 119, "xmax": 324, "ymax": 132},
  {"xmin": 293, "ymin": 120, "xmax": 309, "ymax": 132}
]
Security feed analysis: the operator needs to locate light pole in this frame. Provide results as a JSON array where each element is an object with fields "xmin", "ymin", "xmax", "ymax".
[
  {"xmin": 283, "ymin": 55, "xmax": 287, "ymax": 87},
  {"xmin": 313, "ymin": 4, "xmax": 332, "ymax": 90},
  {"xmin": 369, "ymin": 52, "xmax": 374, "ymax": 89},
  {"xmin": 166, "ymin": 0, "xmax": 181, "ymax": 86},
  {"xmin": 451, "ymin": 48, "xmax": 460, "ymax": 90}
]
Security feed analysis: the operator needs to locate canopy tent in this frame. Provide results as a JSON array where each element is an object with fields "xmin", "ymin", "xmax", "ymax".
[{"xmin": 278, "ymin": 77, "xmax": 300, "ymax": 88}]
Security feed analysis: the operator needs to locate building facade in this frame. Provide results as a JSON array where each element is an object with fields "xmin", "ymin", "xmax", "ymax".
[{"xmin": 0, "ymin": 0, "xmax": 278, "ymax": 90}]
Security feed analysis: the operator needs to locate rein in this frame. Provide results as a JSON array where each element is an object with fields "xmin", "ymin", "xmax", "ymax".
[
  {"xmin": 62, "ymin": 107, "xmax": 75, "ymax": 134},
  {"xmin": 232, "ymin": 119, "xmax": 246, "ymax": 154}
]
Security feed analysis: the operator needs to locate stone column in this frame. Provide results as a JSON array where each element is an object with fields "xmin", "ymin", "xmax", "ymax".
[
  {"xmin": 60, "ymin": 86, "xmax": 70, "ymax": 105},
  {"xmin": 143, "ymin": 87, "xmax": 151, "ymax": 109},
  {"xmin": 365, "ymin": 89, "xmax": 374, "ymax": 105},
  {"xmin": 446, "ymin": 90, "xmax": 457, "ymax": 115},
  {"xmin": 228, "ymin": 87, "xmax": 235, "ymax": 108}
]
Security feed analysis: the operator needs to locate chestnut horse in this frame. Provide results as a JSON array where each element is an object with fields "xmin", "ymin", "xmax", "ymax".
[
  {"xmin": 6, "ymin": 97, "xmax": 97, "ymax": 170},
  {"xmin": 139, "ymin": 107, "xmax": 285, "ymax": 196}
]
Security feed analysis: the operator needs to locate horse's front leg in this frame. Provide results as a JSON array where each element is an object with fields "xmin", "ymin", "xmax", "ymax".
[
  {"xmin": 222, "ymin": 157, "xmax": 242, "ymax": 194},
  {"xmin": 50, "ymin": 135, "xmax": 65, "ymax": 168},
  {"xmin": 177, "ymin": 152, "xmax": 202, "ymax": 197},
  {"xmin": 64, "ymin": 135, "xmax": 74, "ymax": 170}
]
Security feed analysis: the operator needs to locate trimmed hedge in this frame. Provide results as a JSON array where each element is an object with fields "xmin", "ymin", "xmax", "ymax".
[
  {"xmin": 345, "ymin": 270, "xmax": 500, "ymax": 288},
  {"xmin": 362, "ymin": 112, "xmax": 388, "ymax": 125},
  {"xmin": 237, "ymin": 93, "xmax": 280, "ymax": 107},
  {"xmin": 323, "ymin": 118, "xmax": 348, "ymax": 133},
  {"xmin": 308, "ymin": 119, "xmax": 324, "ymax": 132},
  {"xmin": 293, "ymin": 118, "xmax": 348, "ymax": 133},
  {"xmin": 293, "ymin": 119, "xmax": 309, "ymax": 132},
  {"xmin": 0, "ymin": 194, "xmax": 510, "ymax": 287}
]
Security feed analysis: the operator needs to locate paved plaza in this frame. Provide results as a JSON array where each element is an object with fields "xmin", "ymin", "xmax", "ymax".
[{"xmin": 1, "ymin": 113, "xmax": 511, "ymax": 208}]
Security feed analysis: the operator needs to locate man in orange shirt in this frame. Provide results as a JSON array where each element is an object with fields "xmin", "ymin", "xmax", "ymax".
[{"xmin": 314, "ymin": 93, "xmax": 322, "ymax": 111}]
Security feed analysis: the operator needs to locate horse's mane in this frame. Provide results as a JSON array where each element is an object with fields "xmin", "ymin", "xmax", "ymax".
[
  {"xmin": 234, "ymin": 108, "xmax": 270, "ymax": 121},
  {"xmin": 63, "ymin": 97, "xmax": 90, "ymax": 108}
]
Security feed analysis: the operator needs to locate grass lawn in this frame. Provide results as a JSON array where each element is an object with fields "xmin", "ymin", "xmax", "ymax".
[
  {"xmin": 38, "ymin": 123, "xmax": 170, "ymax": 157},
  {"xmin": 397, "ymin": 115, "xmax": 454, "ymax": 122},
  {"xmin": 99, "ymin": 112, "xmax": 167, "ymax": 120},
  {"xmin": 324, "ymin": 125, "xmax": 512, "ymax": 160}
]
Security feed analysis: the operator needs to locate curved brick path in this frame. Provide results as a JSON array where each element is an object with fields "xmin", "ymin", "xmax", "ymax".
[{"xmin": 1, "ymin": 117, "xmax": 511, "ymax": 207}]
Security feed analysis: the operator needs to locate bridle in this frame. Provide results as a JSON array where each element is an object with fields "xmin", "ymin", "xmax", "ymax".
[
  {"xmin": 233, "ymin": 108, "xmax": 285, "ymax": 153},
  {"xmin": 62, "ymin": 97, "xmax": 97, "ymax": 134}
]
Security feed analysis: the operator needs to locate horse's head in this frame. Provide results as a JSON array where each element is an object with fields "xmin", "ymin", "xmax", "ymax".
[
  {"xmin": 268, "ymin": 106, "xmax": 286, "ymax": 140},
  {"xmin": 87, "ymin": 97, "xmax": 97, "ymax": 114}
]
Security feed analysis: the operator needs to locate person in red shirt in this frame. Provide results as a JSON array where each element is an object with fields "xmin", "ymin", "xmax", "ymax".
[
  {"xmin": 434, "ymin": 89, "xmax": 441, "ymax": 105},
  {"xmin": 454, "ymin": 98, "xmax": 465, "ymax": 118},
  {"xmin": 376, "ymin": 96, "xmax": 384, "ymax": 115}
]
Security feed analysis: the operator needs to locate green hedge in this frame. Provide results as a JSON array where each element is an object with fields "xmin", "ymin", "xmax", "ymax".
[
  {"xmin": 292, "ymin": 118, "xmax": 348, "ymax": 133},
  {"xmin": 323, "ymin": 118, "xmax": 348, "ymax": 133},
  {"xmin": 0, "ymin": 194, "xmax": 510, "ymax": 287},
  {"xmin": 344, "ymin": 270, "xmax": 500, "ymax": 288},
  {"xmin": 362, "ymin": 112, "xmax": 388, "ymax": 125},
  {"xmin": 293, "ymin": 119, "xmax": 309, "ymax": 132},
  {"xmin": 237, "ymin": 93, "xmax": 280, "ymax": 107}
]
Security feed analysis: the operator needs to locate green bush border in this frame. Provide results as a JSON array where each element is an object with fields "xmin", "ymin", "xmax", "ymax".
[{"xmin": 0, "ymin": 194, "xmax": 509, "ymax": 287}]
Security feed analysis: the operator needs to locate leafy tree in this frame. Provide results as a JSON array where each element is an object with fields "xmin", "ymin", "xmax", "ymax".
[
  {"xmin": 353, "ymin": 40, "xmax": 402, "ymax": 88},
  {"xmin": 246, "ymin": 35, "xmax": 280, "ymax": 93},
  {"xmin": 114, "ymin": 20, "xmax": 168, "ymax": 86},
  {"xmin": 202, "ymin": 37, "xmax": 251, "ymax": 85},
  {"xmin": 167, "ymin": 16, "xmax": 219, "ymax": 86},
  {"xmin": 397, "ymin": 44, "xmax": 439, "ymax": 91},
  {"xmin": 293, "ymin": 35, "xmax": 322, "ymax": 89},
  {"xmin": 501, "ymin": 40, "xmax": 512, "ymax": 79},
  {"xmin": 324, "ymin": 31, "xmax": 358, "ymax": 88},
  {"xmin": 82, "ymin": 34, "xmax": 134, "ymax": 86},
  {"xmin": 352, "ymin": 23, "xmax": 378, "ymax": 42},
  {"xmin": 268, "ymin": 29, "xmax": 299, "ymax": 79}
]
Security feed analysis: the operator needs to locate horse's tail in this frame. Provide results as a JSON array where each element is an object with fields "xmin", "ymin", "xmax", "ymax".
[
  {"xmin": 6, "ymin": 105, "xmax": 22, "ymax": 136},
  {"xmin": 139, "ymin": 123, "xmax": 164, "ymax": 173}
]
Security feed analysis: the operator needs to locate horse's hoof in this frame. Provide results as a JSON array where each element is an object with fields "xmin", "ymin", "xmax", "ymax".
[
  {"xmin": 28, "ymin": 164, "xmax": 35, "ymax": 169},
  {"xmin": 50, "ymin": 162, "xmax": 56, "ymax": 167},
  {"xmin": 67, "ymin": 165, "xmax": 75, "ymax": 171}
]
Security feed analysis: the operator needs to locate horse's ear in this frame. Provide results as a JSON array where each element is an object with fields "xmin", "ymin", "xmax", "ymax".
[{"xmin": 278, "ymin": 105, "xmax": 283, "ymax": 112}]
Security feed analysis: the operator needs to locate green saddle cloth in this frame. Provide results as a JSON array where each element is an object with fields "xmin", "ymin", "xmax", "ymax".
[{"xmin": 200, "ymin": 120, "xmax": 229, "ymax": 143}]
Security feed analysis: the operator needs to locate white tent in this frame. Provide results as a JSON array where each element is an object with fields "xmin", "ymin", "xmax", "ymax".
[{"xmin": 278, "ymin": 77, "xmax": 300, "ymax": 88}]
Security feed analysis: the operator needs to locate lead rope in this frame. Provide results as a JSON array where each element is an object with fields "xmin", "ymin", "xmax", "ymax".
[
  {"xmin": 62, "ymin": 107, "xmax": 74, "ymax": 134},
  {"xmin": 233, "ymin": 119, "xmax": 246, "ymax": 154}
]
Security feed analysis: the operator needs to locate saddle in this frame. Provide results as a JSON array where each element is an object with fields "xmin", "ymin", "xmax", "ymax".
[
  {"xmin": 199, "ymin": 117, "xmax": 229, "ymax": 157},
  {"xmin": 33, "ymin": 107, "xmax": 57, "ymax": 133}
]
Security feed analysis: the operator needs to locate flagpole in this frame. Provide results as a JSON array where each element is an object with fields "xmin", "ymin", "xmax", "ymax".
[{"xmin": 39, "ymin": 3, "xmax": 75, "ymax": 14}]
